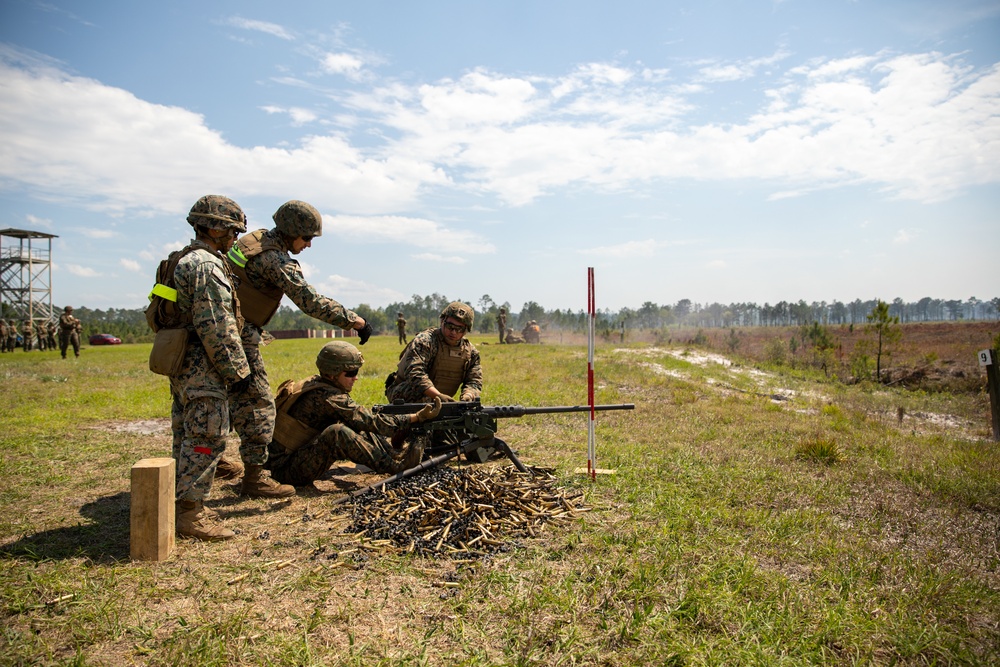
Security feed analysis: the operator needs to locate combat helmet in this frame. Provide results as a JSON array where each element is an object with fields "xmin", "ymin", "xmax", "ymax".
[
  {"xmin": 440, "ymin": 301, "xmax": 474, "ymax": 330},
  {"xmin": 187, "ymin": 195, "xmax": 247, "ymax": 233},
  {"xmin": 273, "ymin": 200, "xmax": 323, "ymax": 238},
  {"xmin": 316, "ymin": 341, "xmax": 364, "ymax": 376},
  {"xmin": 64, "ymin": 306, "xmax": 73, "ymax": 313}
]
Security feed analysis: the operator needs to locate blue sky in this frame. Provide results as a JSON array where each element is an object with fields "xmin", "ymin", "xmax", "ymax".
[{"xmin": 1, "ymin": 0, "xmax": 998, "ymax": 314}]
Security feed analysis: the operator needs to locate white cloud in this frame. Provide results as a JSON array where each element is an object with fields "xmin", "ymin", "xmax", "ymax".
[
  {"xmin": 327, "ymin": 215, "xmax": 496, "ymax": 255},
  {"xmin": 227, "ymin": 17, "xmax": 293, "ymax": 40},
  {"xmin": 322, "ymin": 52, "xmax": 366, "ymax": 81},
  {"xmin": 80, "ymin": 228, "xmax": 116, "ymax": 239},
  {"xmin": 579, "ymin": 239, "xmax": 660, "ymax": 258},
  {"xmin": 120, "ymin": 258, "xmax": 141, "ymax": 271},
  {"xmin": 25, "ymin": 213, "xmax": 52, "ymax": 229},
  {"xmin": 706, "ymin": 259, "xmax": 727, "ymax": 269},
  {"xmin": 261, "ymin": 105, "xmax": 318, "ymax": 126},
  {"xmin": 314, "ymin": 274, "xmax": 406, "ymax": 305},
  {"xmin": 66, "ymin": 264, "xmax": 99, "ymax": 277},
  {"xmin": 411, "ymin": 252, "xmax": 467, "ymax": 264},
  {"xmin": 893, "ymin": 229, "xmax": 914, "ymax": 244},
  {"xmin": 0, "ymin": 43, "xmax": 997, "ymax": 226}
]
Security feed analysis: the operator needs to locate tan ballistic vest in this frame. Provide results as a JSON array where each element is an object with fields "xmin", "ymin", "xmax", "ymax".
[
  {"xmin": 428, "ymin": 338, "xmax": 471, "ymax": 398},
  {"xmin": 272, "ymin": 377, "xmax": 325, "ymax": 452},
  {"xmin": 226, "ymin": 230, "xmax": 286, "ymax": 327}
]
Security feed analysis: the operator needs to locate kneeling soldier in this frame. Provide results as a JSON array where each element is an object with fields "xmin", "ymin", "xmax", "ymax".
[{"xmin": 265, "ymin": 342, "xmax": 440, "ymax": 487}]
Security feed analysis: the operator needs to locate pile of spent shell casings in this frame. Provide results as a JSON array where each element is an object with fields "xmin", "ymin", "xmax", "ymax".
[{"xmin": 334, "ymin": 465, "xmax": 590, "ymax": 559}]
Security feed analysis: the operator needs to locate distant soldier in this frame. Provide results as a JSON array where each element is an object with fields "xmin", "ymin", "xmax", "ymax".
[
  {"xmin": 396, "ymin": 312, "xmax": 407, "ymax": 345},
  {"xmin": 21, "ymin": 319, "xmax": 33, "ymax": 351},
  {"xmin": 496, "ymin": 307, "xmax": 507, "ymax": 344},
  {"xmin": 265, "ymin": 342, "xmax": 437, "ymax": 487},
  {"xmin": 46, "ymin": 320, "xmax": 57, "ymax": 350},
  {"xmin": 505, "ymin": 327, "xmax": 525, "ymax": 344},
  {"xmin": 0, "ymin": 320, "xmax": 8, "ymax": 353},
  {"xmin": 522, "ymin": 320, "xmax": 541, "ymax": 344},
  {"xmin": 3, "ymin": 319, "xmax": 15, "ymax": 353},
  {"xmin": 59, "ymin": 306, "xmax": 81, "ymax": 359}
]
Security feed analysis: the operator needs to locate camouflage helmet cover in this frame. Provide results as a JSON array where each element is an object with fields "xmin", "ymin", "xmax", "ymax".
[
  {"xmin": 187, "ymin": 195, "xmax": 247, "ymax": 232},
  {"xmin": 316, "ymin": 341, "xmax": 364, "ymax": 376},
  {"xmin": 273, "ymin": 200, "xmax": 323, "ymax": 238},
  {"xmin": 440, "ymin": 301, "xmax": 474, "ymax": 329},
  {"xmin": 64, "ymin": 305, "xmax": 73, "ymax": 312}
]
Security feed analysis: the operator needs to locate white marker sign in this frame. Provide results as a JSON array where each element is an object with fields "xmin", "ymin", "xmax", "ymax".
[{"xmin": 979, "ymin": 349, "xmax": 993, "ymax": 367}]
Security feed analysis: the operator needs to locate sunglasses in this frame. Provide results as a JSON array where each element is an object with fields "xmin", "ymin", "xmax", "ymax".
[
  {"xmin": 442, "ymin": 322, "xmax": 467, "ymax": 334},
  {"xmin": 301, "ymin": 235, "xmax": 315, "ymax": 243},
  {"xmin": 343, "ymin": 369, "xmax": 359, "ymax": 378}
]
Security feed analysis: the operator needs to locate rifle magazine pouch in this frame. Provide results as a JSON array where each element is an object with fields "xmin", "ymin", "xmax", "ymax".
[{"xmin": 149, "ymin": 328, "xmax": 189, "ymax": 376}]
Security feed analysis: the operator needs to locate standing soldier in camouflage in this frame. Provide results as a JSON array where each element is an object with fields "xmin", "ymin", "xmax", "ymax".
[
  {"xmin": 0, "ymin": 320, "xmax": 7, "ymax": 353},
  {"xmin": 21, "ymin": 319, "xmax": 33, "ymax": 351},
  {"xmin": 496, "ymin": 307, "xmax": 507, "ymax": 344},
  {"xmin": 265, "ymin": 342, "xmax": 439, "ymax": 487},
  {"xmin": 385, "ymin": 302, "xmax": 482, "ymax": 452},
  {"xmin": 3, "ymin": 319, "xmax": 16, "ymax": 353},
  {"xmin": 221, "ymin": 200, "xmax": 373, "ymax": 496},
  {"xmin": 46, "ymin": 320, "xmax": 57, "ymax": 351},
  {"xmin": 396, "ymin": 312, "xmax": 407, "ymax": 345},
  {"xmin": 59, "ymin": 306, "xmax": 81, "ymax": 358},
  {"xmin": 156, "ymin": 195, "xmax": 251, "ymax": 541}
]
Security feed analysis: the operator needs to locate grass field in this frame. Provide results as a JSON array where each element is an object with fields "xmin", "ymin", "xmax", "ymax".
[{"xmin": 1, "ymin": 330, "xmax": 998, "ymax": 666}]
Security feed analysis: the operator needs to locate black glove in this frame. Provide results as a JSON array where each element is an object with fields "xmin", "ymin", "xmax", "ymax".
[
  {"xmin": 229, "ymin": 375, "xmax": 252, "ymax": 394},
  {"xmin": 357, "ymin": 321, "xmax": 374, "ymax": 345}
]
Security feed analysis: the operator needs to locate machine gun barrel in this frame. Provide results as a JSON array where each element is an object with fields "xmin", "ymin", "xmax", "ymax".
[{"xmin": 374, "ymin": 401, "xmax": 635, "ymax": 418}]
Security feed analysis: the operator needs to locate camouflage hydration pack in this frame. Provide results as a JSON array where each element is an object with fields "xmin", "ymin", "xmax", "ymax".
[{"xmin": 145, "ymin": 245, "xmax": 199, "ymax": 332}]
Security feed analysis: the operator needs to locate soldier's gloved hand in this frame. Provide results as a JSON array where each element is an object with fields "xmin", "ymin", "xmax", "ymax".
[
  {"xmin": 229, "ymin": 375, "xmax": 252, "ymax": 394},
  {"xmin": 415, "ymin": 396, "xmax": 442, "ymax": 422},
  {"xmin": 357, "ymin": 321, "xmax": 374, "ymax": 345}
]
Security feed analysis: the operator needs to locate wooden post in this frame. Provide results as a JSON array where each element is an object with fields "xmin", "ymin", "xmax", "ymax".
[
  {"xmin": 130, "ymin": 458, "xmax": 175, "ymax": 561},
  {"xmin": 981, "ymin": 349, "xmax": 1000, "ymax": 441}
]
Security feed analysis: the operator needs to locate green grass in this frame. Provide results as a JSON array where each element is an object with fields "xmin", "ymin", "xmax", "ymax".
[{"xmin": 1, "ymin": 335, "xmax": 998, "ymax": 665}]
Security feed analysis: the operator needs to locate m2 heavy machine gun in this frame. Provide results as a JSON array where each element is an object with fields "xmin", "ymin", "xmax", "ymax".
[{"xmin": 332, "ymin": 400, "xmax": 634, "ymax": 505}]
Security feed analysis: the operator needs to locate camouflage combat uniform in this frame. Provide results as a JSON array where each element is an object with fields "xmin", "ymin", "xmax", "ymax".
[
  {"xmin": 4, "ymin": 321, "xmax": 16, "ymax": 353},
  {"xmin": 59, "ymin": 313, "xmax": 80, "ymax": 358},
  {"xmin": 21, "ymin": 321, "xmax": 33, "ymax": 351},
  {"xmin": 225, "ymin": 227, "xmax": 360, "ymax": 467},
  {"xmin": 265, "ymin": 375, "xmax": 414, "ymax": 486},
  {"xmin": 0, "ymin": 320, "xmax": 7, "ymax": 352},
  {"xmin": 170, "ymin": 239, "xmax": 249, "ymax": 503},
  {"xmin": 386, "ymin": 327, "xmax": 483, "ymax": 404},
  {"xmin": 396, "ymin": 314, "xmax": 407, "ymax": 345},
  {"xmin": 496, "ymin": 310, "xmax": 507, "ymax": 344},
  {"xmin": 46, "ymin": 321, "xmax": 57, "ymax": 350}
]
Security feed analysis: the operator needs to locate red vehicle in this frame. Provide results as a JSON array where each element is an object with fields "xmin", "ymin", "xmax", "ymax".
[{"xmin": 89, "ymin": 333, "xmax": 122, "ymax": 345}]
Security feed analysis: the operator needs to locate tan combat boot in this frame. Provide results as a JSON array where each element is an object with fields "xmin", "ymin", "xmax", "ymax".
[
  {"xmin": 400, "ymin": 438, "xmax": 426, "ymax": 471},
  {"xmin": 240, "ymin": 464, "xmax": 296, "ymax": 498},
  {"xmin": 176, "ymin": 500, "xmax": 235, "ymax": 541},
  {"xmin": 215, "ymin": 456, "xmax": 244, "ymax": 481}
]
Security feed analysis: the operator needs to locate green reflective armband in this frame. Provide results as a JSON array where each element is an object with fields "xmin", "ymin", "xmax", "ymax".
[
  {"xmin": 149, "ymin": 283, "xmax": 178, "ymax": 302},
  {"xmin": 227, "ymin": 246, "xmax": 248, "ymax": 268}
]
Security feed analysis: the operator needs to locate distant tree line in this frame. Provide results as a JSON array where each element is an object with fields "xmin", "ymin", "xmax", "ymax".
[{"xmin": 4, "ymin": 294, "xmax": 995, "ymax": 344}]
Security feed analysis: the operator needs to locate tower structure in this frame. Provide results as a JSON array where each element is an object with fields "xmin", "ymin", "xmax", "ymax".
[{"xmin": 0, "ymin": 228, "xmax": 59, "ymax": 331}]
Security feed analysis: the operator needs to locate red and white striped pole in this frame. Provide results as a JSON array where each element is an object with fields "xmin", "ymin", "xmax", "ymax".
[{"xmin": 587, "ymin": 267, "xmax": 596, "ymax": 481}]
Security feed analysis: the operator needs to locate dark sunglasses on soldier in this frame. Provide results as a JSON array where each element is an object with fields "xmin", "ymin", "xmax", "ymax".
[
  {"xmin": 301, "ymin": 235, "xmax": 315, "ymax": 242},
  {"xmin": 343, "ymin": 369, "xmax": 359, "ymax": 377},
  {"xmin": 442, "ymin": 321, "xmax": 467, "ymax": 334}
]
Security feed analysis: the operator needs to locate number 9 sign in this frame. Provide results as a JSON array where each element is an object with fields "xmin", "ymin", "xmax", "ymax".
[{"xmin": 979, "ymin": 349, "xmax": 993, "ymax": 367}]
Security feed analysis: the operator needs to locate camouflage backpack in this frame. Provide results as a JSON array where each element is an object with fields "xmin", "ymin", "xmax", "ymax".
[{"xmin": 145, "ymin": 245, "xmax": 198, "ymax": 332}]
